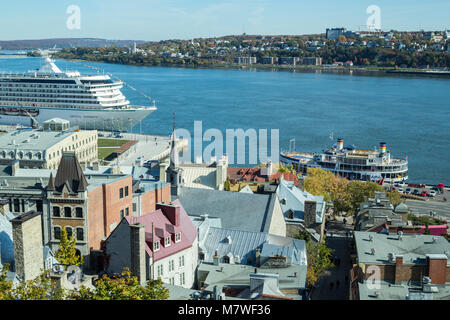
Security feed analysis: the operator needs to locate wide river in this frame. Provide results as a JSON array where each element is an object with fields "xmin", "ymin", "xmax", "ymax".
[{"xmin": 1, "ymin": 54, "xmax": 449, "ymax": 185}]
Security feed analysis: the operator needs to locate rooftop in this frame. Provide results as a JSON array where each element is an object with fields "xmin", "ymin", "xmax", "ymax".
[
  {"xmin": 0, "ymin": 127, "xmax": 95, "ymax": 152},
  {"xmin": 354, "ymin": 231, "xmax": 450, "ymax": 266},
  {"xmin": 173, "ymin": 187, "xmax": 276, "ymax": 233},
  {"xmin": 358, "ymin": 280, "xmax": 450, "ymax": 300}
]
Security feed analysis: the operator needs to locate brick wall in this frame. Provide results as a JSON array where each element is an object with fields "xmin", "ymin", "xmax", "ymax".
[
  {"xmin": 140, "ymin": 184, "xmax": 171, "ymax": 215},
  {"xmin": 87, "ymin": 176, "xmax": 133, "ymax": 250},
  {"xmin": 427, "ymin": 257, "xmax": 447, "ymax": 284},
  {"xmin": 363, "ymin": 263, "xmax": 449, "ymax": 284}
]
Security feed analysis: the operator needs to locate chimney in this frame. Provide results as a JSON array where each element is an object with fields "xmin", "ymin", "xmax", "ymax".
[
  {"xmin": 11, "ymin": 160, "xmax": 20, "ymax": 176},
  {"xmin": 304, "ymin": 201, "xmax": 317, "ymax": 228},
  {"xmin": 213, "ymin": 250, "xmax": 220, "ymax": 266},
  {"xmin": 255, "ymin": 248, "xmax": 261, "ymax": 267},
  {"xmin": 379, "ymin": 142, "xmax": 387, "ymax": 154},
  {"xmin": 159, "ymin": 161, "xmax": 169, "ymax": 182},
  {"xmin": 426, "ymin": 254, "xmax": 447, "ymax": 285},
  {"xmin": 394, "ymin": 255, "xmax": 404, "ymax": 284},
  {"xmin": 12, "ymin": 211, "xmax": 44, "ymax": 281},
  {"xmin": 129, "ymin": 223, "xmax": 146, "ymax": 285},
  {"xmin": 337, "ymin": 138, "xmax": 344, "ymax": 150},
  {"xmin": 156, "ymin": 203, "xmax": 180, "ymax": 227}
]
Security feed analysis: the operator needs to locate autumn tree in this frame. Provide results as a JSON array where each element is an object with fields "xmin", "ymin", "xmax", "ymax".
[
  {"xmin": 386, "ymin": 190, "xmax": 402, "ymax": 206},
  {"xmin": 55, "ymin": 226, "xmax": 84, "ymax": 266},
  {"xmin": 305, "ymin": 241, "xmax": 334, "ymax": 288},
  {"xmin": 346, "ymin": 180, "xmax": 384, "ymax": 215}
]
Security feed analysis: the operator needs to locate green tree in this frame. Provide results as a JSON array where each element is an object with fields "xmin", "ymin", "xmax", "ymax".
[
  {"xmin": 306, "ymin": 241, "xmax": 334, "ymax": 288},
  {"xmin": 224, "ymin": 178, "xmax": 231, "ymax": 191},
  {"xmin": 296, "ymin": 229, "xmax": 312, "ymax": 243},
  {"xmin": 55, "ymin": 226, "xmax": 84, "ymax": 266},
  {"xmin": 69, "ymin": 268, "xmax": 169, "ymax": 300},
  {"xmin": 347, "ymin": 180, "xmax": 384, "ymax": 215}
]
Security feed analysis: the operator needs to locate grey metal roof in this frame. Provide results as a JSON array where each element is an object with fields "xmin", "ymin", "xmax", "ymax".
[
  {"xmin": 172, "ymin": 187, "xmax": 276, "ymax": 233},
  {"xmin": 358, "ymin": 281, "xmax": 450, "ymax": 300},
  {"xmin": 276, "ymin": 179, "xmax": 325, "ymax": 223},
  {"xmin": 354, "ymin": 231, "xmax": 450, "ymax": 266},
  {"xmin": 0, "ymin": 127, "xmax": 86, "ymax": 151},
  {"xmin": 202, "ymin": 227, "xmax": 268, "ymax": 264}
]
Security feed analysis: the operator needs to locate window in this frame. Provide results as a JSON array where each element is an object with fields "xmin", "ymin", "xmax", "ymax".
[
  {"xmin": 165, "ymin": 236, "xmax": 171, "ymax": 247},
  {"xmin": 133, "ymin": 203, "xmax": 137, "ymax": 212},
  {"xmin": 119, "ymin": 188, "xmax": 124, "ymax": 199},
  {"xmin": 179, "ymin": 273, "xmax": 185, "ymax": 286},
  {"xmin": 169, "ymin": 260, "xmax": 174, "ymax": 272},
  {"xmin": 125, "ymin": 186, "xmax": 129, "ymax": 197},
  {"xmin": 75, "ymin": 207, "xmax": 83, "ymax": 218},
  {"xmin": 179, "ymin": 255, "xmax": 185, "ymax": 267},
  {"xmin": 120, "ymin": 209, "xmax": 124, "ymax": 219},
  {"xmin": 64, "ymin": 207, "xmax": 71, "ymax": 217},
  {"xmin": 54, "ymin": 226, "xmax": 61, "ymax": 240},
  {"xmin": 175, "ymin": 232, "xmax": 181, "ymax": 243},
  {"xmin": 153, "ymin": 241, "xmax": 160, "ymax": 252},
  {"xmin": 13, "ymin": 199, "xmax": 20, "ymax": 212},
  {"xmin": 36, "ymin": 200, "xmax": 43, "ymax": 213},
  {"xmin": 76, "ymin": 228, "xmax": 84, "ymax": 241},
  {"xmin": 53, "ymin": 206, "xmax": 60, "ymax": 217},
  {"xmin": 66, "ymin": 227, "xmax": 73, "ymax": 239},
  {"xmin": 169, "ymin": 277, "xmax": 174, "ymax": 285},
  {"xmin": 125, "ymin": 207, "xmax": 129, "ymax": 216},
  {"xmin": 157, "ymin": 264, "xmax": 163, "ymax": 277}
]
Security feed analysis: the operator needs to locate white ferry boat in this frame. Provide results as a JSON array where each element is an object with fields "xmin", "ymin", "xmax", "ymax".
[
  {"xmin": 280, "ymin": 138, "xmax": 408, "ymax": 183},
  {"xmin": 0, "ymin": 57, "xmax": 156, "ymax": 131}
]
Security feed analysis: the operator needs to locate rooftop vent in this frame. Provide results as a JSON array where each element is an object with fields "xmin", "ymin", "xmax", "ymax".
[
  {"xmin": 368, "ymin": 235, "xmax": 373, "ymax": 241},
  {"xmin": 398, "ymin": 231, "xmax": 403, "ymax": 240},
  {"xmin": 423, "ymin": 276, "xmax": 432, "ymax": 285},
  {"xmin": 388, "ymin": 253, "xmax": 396, "ymax": 263},
  {"xmin": 432, "ymin": 237, "xmax": 437, "ymax": 243},
  {"xmin": 371, "ymin": 248, "xmax": 376, "ymax": 255}
]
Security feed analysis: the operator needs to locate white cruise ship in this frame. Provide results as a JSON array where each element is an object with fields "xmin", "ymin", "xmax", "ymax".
[{"xmin": 0, "ymin": 57, "xmax": 156, "ymax": 131}]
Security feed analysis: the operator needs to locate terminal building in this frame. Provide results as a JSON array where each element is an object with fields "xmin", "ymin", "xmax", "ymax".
[{"xmin": 0, "ymin": 118, "xmax": 98, "ymax": 169}]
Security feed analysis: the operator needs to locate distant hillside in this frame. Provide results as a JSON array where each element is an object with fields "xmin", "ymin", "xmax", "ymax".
[{"xmin": 0, "ymin": 38, "xmax": 147, "ymax": 50}]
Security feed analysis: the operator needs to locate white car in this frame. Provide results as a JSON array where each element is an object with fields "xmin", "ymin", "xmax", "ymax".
[
  {"xmin": 397, "ymin": 187, "xmax": 404, "ymax": 193},
  {"xmin": 429, "ymin": 190, "xmax": 437, "ymax": 197}
]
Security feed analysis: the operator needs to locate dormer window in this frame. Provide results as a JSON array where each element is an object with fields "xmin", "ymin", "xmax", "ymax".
[
  {"xmin": 175, "ymin": 232, "xmax": 181, "ymax": 243},
  {"xmin": 153, "ymin": 241, "xmax": 160, "ymax": 252},
  {"xmin": 165, "ymin": 236, "xmax": 171, "ymax": 247}
]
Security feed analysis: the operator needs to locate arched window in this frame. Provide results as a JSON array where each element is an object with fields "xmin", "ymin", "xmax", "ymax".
[
  {"xmin": 223, "ymin": 255, "xmax": 230, "ymax": 264},
  {"xmin": 64, "ymin": 207, "xmax": 71, "ymax": 217},
  {"xmin": 66, "ymin": 227, "xmax": 73, "ymax": 240},
  {"xmin": 53, "ymin": 206, "xmax": 60, "ymax": 217},
  {"xmin": 18, "ymin": 152, "xmax": 23, "ymax": 159},
  {"xmin": 76, "ymin": 228, "xmax": 84, "ymax": 241},
  {"xmin": 27, "ymin": 152, "xmax": 32, "ymax": 160},
  {"xmin": 1, "ymin": 151, "xmax": 5, "ymax": 158},
  {"xmin": 54, "ymin": 226, "xmax": 61, "ymax": 240},
  {"xmin": 75, "ymin": 207, "xmax": 83, "ymax": 218}
]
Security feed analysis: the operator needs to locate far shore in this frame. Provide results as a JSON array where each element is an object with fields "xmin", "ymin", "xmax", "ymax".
[{"xmin": 48, "ymin": 55, "xmax": 450, "ymax": 79}]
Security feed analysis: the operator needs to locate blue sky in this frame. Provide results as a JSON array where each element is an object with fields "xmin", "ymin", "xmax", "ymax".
[{"xmin": 1, "ymin": 0, "xmax": 449, "ymax": 40}]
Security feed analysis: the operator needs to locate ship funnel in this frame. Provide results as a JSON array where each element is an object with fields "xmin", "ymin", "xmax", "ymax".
[
  {"xmin": 379, "ymin": 142, "xmax": 387, "ymax": 154},
  {"xmin": 337, "ymin": 138, "xmax": 344, "ymax": 150}
]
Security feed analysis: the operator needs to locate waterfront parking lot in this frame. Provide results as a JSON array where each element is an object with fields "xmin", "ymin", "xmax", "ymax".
[{"xmin": 403, "ymin": 186, "xmax": 450, "ymax": 221}]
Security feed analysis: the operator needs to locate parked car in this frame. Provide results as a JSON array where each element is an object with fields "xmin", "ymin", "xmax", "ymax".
[
  {"xmin": 405, "ymin": 188, "xmax": 412, "ymax": 194},
  {"xmin": 397, "ymin": 187, "xmax": 404, "ymax": 193},
  {"xmin": 413, "ymin": 189, "xmax": 420, "ymax": 195},
  {"xmin": 429, "ymin": 190, "xmax": 437, "ymax": 197},
  {"xmin": 420, "ymin": 190, "xmax": 429, "ymax": 197},
  {"xmin": 98, "ymin": 132, "xmax": 104, "ymax": 137}
]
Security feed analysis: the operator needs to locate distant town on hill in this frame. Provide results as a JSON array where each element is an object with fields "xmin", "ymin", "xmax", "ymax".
[{"xmin": 0, "ymin": 38, "xmax": 146, "ymax": 50}]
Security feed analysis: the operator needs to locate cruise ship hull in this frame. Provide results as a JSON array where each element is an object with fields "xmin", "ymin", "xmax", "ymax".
[{"xmin": 0, "ymin": 105, "xmax": 156, "ymax": 131}]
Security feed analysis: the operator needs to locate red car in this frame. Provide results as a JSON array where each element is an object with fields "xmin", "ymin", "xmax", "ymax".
[{"xmin": 420, "ymin": 190, "xmax": 429, "ymax": 197}]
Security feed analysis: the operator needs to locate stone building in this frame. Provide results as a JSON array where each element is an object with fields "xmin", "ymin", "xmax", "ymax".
[
  {"xmin": 103, "ymin": 199, "xmax": 198, "ymax": 288},
  {"xmin": 0, "ymin": 152, "xmax": 171, "ymax": 270},
  {"xmin": 0, "ymin": 118, "xmax": 97, "ymax": 169},
  {"xmin": 11, "ymin": 211, "xmax": 44, "ymax": 281}
]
